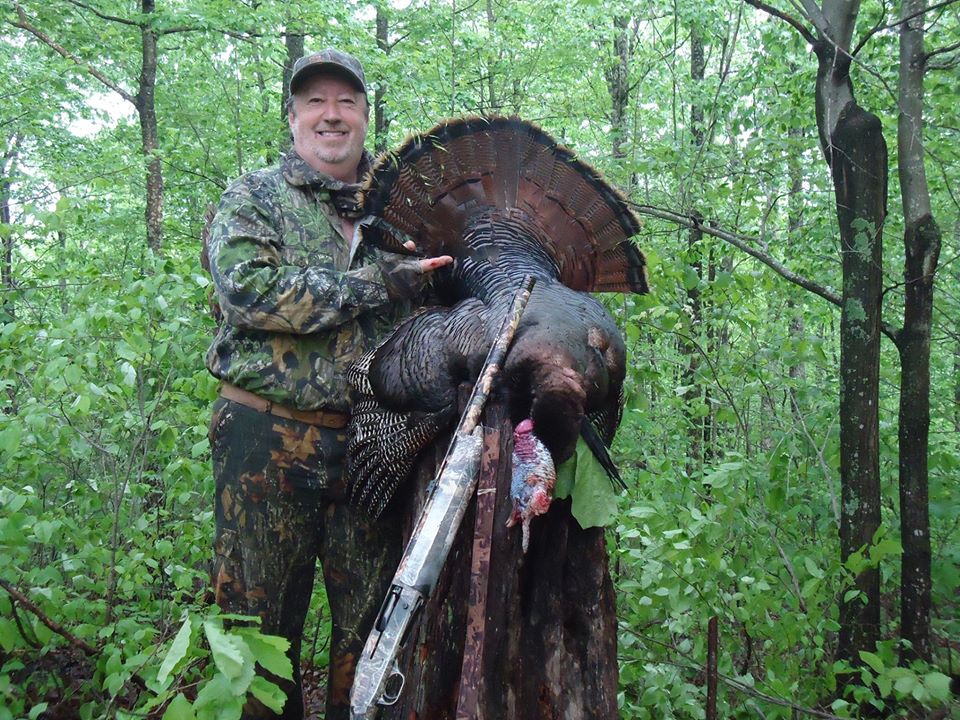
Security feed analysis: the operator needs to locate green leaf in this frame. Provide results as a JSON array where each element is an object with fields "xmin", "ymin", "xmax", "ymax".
[
  {"xmin": 858, "ymin": 650, "xmax": 884, "ymax": 674},
  {"xmin": 893, "ymin": 673, "xmax": 917, "ymax": 695},
  {"xmin": 194, "ymin": 674, "xmax": 243, "ymax": 720},
  {"xmin": 32, "ymin": 520, "xmax": 58, "ymax": 544},
  {"xmin": 567, "ymin": 440, "xmax": 621, "ymax": 529},
  {"xmin": 554, "ymin": 453, "xmax": 576, "ymax": 500},
  {"xmin": 162, "ymin": 694, "xmax": 196, "ymax": 720},
  {"xmin": 120, "ymin": 361, "xmax": 137, "ymax": 387},
  {"xmin": 922, "ymin": 671, "xmax": 951, "ymax": 701},
  {"xmin": 157, "ymin": 616, "xmax": 194, "ymax": 686},
  {"xmin": 202, "ymin": 620, "xmax": 248, "ymax": 681},
  {"xmin": 0, "ymin": 618, "xmax": 19, "ymax": 652},
  {"xmin": 249, "ymin": 676, "xmax": 287, "ymax": 713},
  {"xmin": 803, "ymin": 557, "xmax": 823, "ymax": 579},
  {"xmin": 0, "ymin": 425, "xmax": 23, "ymax": 456},
  {"xmin": 235, "ymin": 629, "xmax": 292, "ymax": 681}
]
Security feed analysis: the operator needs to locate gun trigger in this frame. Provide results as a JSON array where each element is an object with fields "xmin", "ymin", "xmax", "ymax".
[{"xmin": 379, "ymin": 660, "xmax": 405, "ymax": 706}]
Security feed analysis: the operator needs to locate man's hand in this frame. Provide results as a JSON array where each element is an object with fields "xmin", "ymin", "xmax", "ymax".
[
  {"xmin": 401, "ymin": 240, "xmax": 453, "ymax": 274},
  {"xmin": 419, "ymin": 255, "xmax": 454, "ymax": 272},
  {"xmin": 378, "ymin": 249, "xmax": 453, "ymax": 301}
]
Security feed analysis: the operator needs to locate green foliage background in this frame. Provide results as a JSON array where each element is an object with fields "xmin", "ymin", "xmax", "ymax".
[{"xmin": 0, "ymin": 0, "xmax": 957, "ymax": 717}]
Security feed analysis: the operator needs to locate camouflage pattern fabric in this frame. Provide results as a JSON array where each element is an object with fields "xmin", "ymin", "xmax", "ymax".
[
  {"xmin": 210, "ymin": 398, "xmax": 402, "ymax": 720},
  {"xmin": 205, "ymin": 149, "xmax": 423, "ymax": 412},
  {"xmin": 205, "ymin": 149, "xmax": 420, "ymax": 719}
]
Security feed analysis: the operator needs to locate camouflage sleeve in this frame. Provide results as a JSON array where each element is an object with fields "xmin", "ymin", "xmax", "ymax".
[{"xmin": 208, "ymin": 182, "xmax": 407, "ymax": 335}]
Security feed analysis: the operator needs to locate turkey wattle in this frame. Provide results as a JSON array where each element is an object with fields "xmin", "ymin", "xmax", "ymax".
[
  {"xmin": 506, "ymin": 418, "xmax": 556, "ymax": 553},
  {"xmin": 347, "ymin": 116, "xmax": 648, "ymax": 523}
]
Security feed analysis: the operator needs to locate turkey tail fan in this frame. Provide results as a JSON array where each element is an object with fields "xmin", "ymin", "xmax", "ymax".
[
  {"xmin": 359, "ymin": 115, "xmax": 649, "ymax": 294},
  {"xmin": 579, "ymin": 418, "xmax": 626, "ymax": 492}
]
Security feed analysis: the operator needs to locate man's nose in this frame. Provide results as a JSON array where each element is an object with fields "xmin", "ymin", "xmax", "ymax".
[{"xmin": 320, "ymin": 100, "xmax": 342, "ymax": 121}]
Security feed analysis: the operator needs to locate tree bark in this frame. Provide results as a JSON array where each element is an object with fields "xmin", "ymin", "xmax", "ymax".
[
  {"xmin": 138, "ymin": 0, "xmax": 163, "ymax": 253},
  {"xmin": 374, "ymin": 4, "xmax": 390, "ymax": 154},
  {"xmin": 894, "ymin": 0, "xmax": 939, "ymax": 664},
  {"xmin": 280, "ymin": 30, "xmax": 305, "ymax": 155},
  {"xmin": 813, "ymin": 39, "xmax": 887, "ymax": 664},
  {"xmin": 683, "ymin": 27, "xmax": 706, "ymax": 476},
  {"xmin": 1, "ymin": 137, "xmax": 18, "ymax": 320},
  {"xmin": 604, "ymin": 15, "xmax": 632, "ymax": 164},
  {"xmin": 382, "ymin": 402, "xmax": 619, "ymax": 719}
]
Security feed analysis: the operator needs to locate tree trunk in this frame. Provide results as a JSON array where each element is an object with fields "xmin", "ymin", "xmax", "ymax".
[
  {"xmin": 1, "ymin": 138, "xmax": 17, "ymax": 320},
  {"xmin": 813, "ymin": 39, "xmax": 887, "ymax": 664},
  {"xmin": 604, "ymin": 15, "xmax": 631, "ymax": 164},
  {"xmin": 484, "ymin": 0, "xmax": 498, "ymax": 112},
  {"xmin": 138, "ymin": 0, "xmax": 162, "ymax": 254},
  {"xmin": 374, "ymin": 4, "xmax": 390, "ymax": 154},
  {"xmin": 281, "ymin": 30, "xmax": 305, "ymax": 155},
  {"xmin": 381, "ymin": 402, "xmax": 619, "ymax": 719},
  {"xmin": 894, "ymin": 0, "xmax": 939, "ymax": 664},
  {"xmin": 683, "ymin": 26, "xmax": 705, "ymax": 477},
  {"xmin": 787, "ymin": 122, "xmax": 806, "ymax": 385}
]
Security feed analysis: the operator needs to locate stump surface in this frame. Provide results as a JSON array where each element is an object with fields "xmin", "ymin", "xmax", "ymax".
[{"xmin": 380, "ymin": 402, "xmax": 618, "ymax": 720}]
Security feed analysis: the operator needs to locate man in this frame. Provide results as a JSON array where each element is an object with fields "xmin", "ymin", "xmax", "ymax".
[{"xmin": 205, "ymin": 48, "xmax": 452, "ymax": 719}]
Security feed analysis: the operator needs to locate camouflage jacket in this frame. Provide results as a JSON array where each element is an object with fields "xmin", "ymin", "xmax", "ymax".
[{"xmin": 205, "ymin": 150, "xmax": 411, "ymax": 412}]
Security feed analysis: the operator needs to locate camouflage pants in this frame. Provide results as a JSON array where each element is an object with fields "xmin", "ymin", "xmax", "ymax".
[{"xmin": 209, "ymin": 398, "xmax": 402, "ymax": 720}]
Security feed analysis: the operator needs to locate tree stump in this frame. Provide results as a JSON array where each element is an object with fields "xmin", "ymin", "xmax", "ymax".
[{"xmin": 380, "ymin": 401, "xmax": 618, "ymax": 720}]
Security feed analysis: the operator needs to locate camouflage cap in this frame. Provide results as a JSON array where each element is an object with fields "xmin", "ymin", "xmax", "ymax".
[{"xmin": 289, "ymin": 48, "xmax": 367, "ymax": 96}]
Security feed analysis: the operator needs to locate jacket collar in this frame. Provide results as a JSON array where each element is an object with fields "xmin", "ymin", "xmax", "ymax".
[{"xmin": 282, "ymin": 149, "xmax": 373, "ymax": 191}]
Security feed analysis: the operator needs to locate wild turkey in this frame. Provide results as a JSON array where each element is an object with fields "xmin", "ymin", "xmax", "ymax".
[{"xmin": 347, "ymin": 116, "xmax": 648, "ymax": 523}]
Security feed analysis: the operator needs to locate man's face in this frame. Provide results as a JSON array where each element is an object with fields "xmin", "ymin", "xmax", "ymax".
[{"xmin": 288, "ymin": 74, "xmax": 369, "ymax": 181}]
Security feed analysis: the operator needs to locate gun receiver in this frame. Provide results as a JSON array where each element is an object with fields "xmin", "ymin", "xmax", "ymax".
[{"xmin": 350, "ymin": 277, "xmax": 536, "ymax": 720}]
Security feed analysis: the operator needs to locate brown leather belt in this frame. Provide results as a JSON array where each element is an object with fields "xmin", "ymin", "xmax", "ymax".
[{"xmin": 220, "ymin": 383, "xmax": 348, "ymax": 429}]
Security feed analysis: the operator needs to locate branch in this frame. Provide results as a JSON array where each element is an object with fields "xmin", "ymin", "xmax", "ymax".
[
  {"xmin": 0, "ymin": 577, "xmax": 98, "ymax": 656},
  {"xmin": 9, "ymin": 3, "xmax": 137, "ymax": 106},
  {"xmin": 925, "ymin": 39, "xmax": 960, "ymax": 62},
  {"xmin": 619, "ymin": 626, "xmax": 845, "ymax": 719},
  {"xmin": 628, "ymin": 203, "xmax": 900, "ymax": 341},
  {"xmin": 857, "ymin": 0, "xmax": 960, "ymax": 53},
  {"xmin": 741, "ymin": 0, "xmax": 817, "ymax": 45},
  {"xmin": 792, "ymin": 0, "xmax": 836, "ymax": 42},
  {"xmin": 61, "ymin": 0, "xmax": 141, "ymax": 27},
  {"xmin": 630, "ymin": 203, "xmax": 841, "ymax": 305}
]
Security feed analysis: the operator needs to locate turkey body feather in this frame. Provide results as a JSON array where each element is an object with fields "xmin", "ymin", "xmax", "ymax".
[{"xmin": 347, "ymin": 116, "xmax": 647, "ymax": 518}]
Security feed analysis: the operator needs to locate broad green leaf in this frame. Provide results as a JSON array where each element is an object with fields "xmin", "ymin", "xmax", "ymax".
[
  {"xmin": 568, "ymin": 440, "xmax": 621, "ymax": 529},
  {"xmin": 857, "ymin": 650, "xmax": 883, "ymax": 674},
  {"xmin": 193, "ymin": 674, "xmax": 243, "ymax": 720},
  {"xmin": 249, "ymin": 676, "xmax": 287, "ymax": 713},
  {"xmin": 162, "ymin": 694, "xmax": 196, "ymax": 720},
  {"xmin": 893, "ymin": 673, "xmax": 917, "ymax": 695},
  {"xmin": 157, "ymin": 616, "xmax": 194, "ymax": 686},
  {"xmin": 203, "ymin": 620, "xmax": 248, "ymax": 681},
  {"xmin": 120, "ymin": 361, "xmax": 137, "ymax": 387},
  {"xmin": 235, "ymin": 629, "xmax": 292, "ymax": 681},
  {"xmin": 922, "ymin": 671, "xmax": 951, "ymax": 701}
]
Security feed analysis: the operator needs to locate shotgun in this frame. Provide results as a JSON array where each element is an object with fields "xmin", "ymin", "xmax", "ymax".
[{"xmin": 349, "ymin": 276, "xmax": 536, "ymax": 720}]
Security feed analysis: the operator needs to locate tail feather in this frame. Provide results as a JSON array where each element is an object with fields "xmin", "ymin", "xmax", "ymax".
[{"xmin": 359, "ymin": 115, "xmax": 648, "ymax": 295}]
